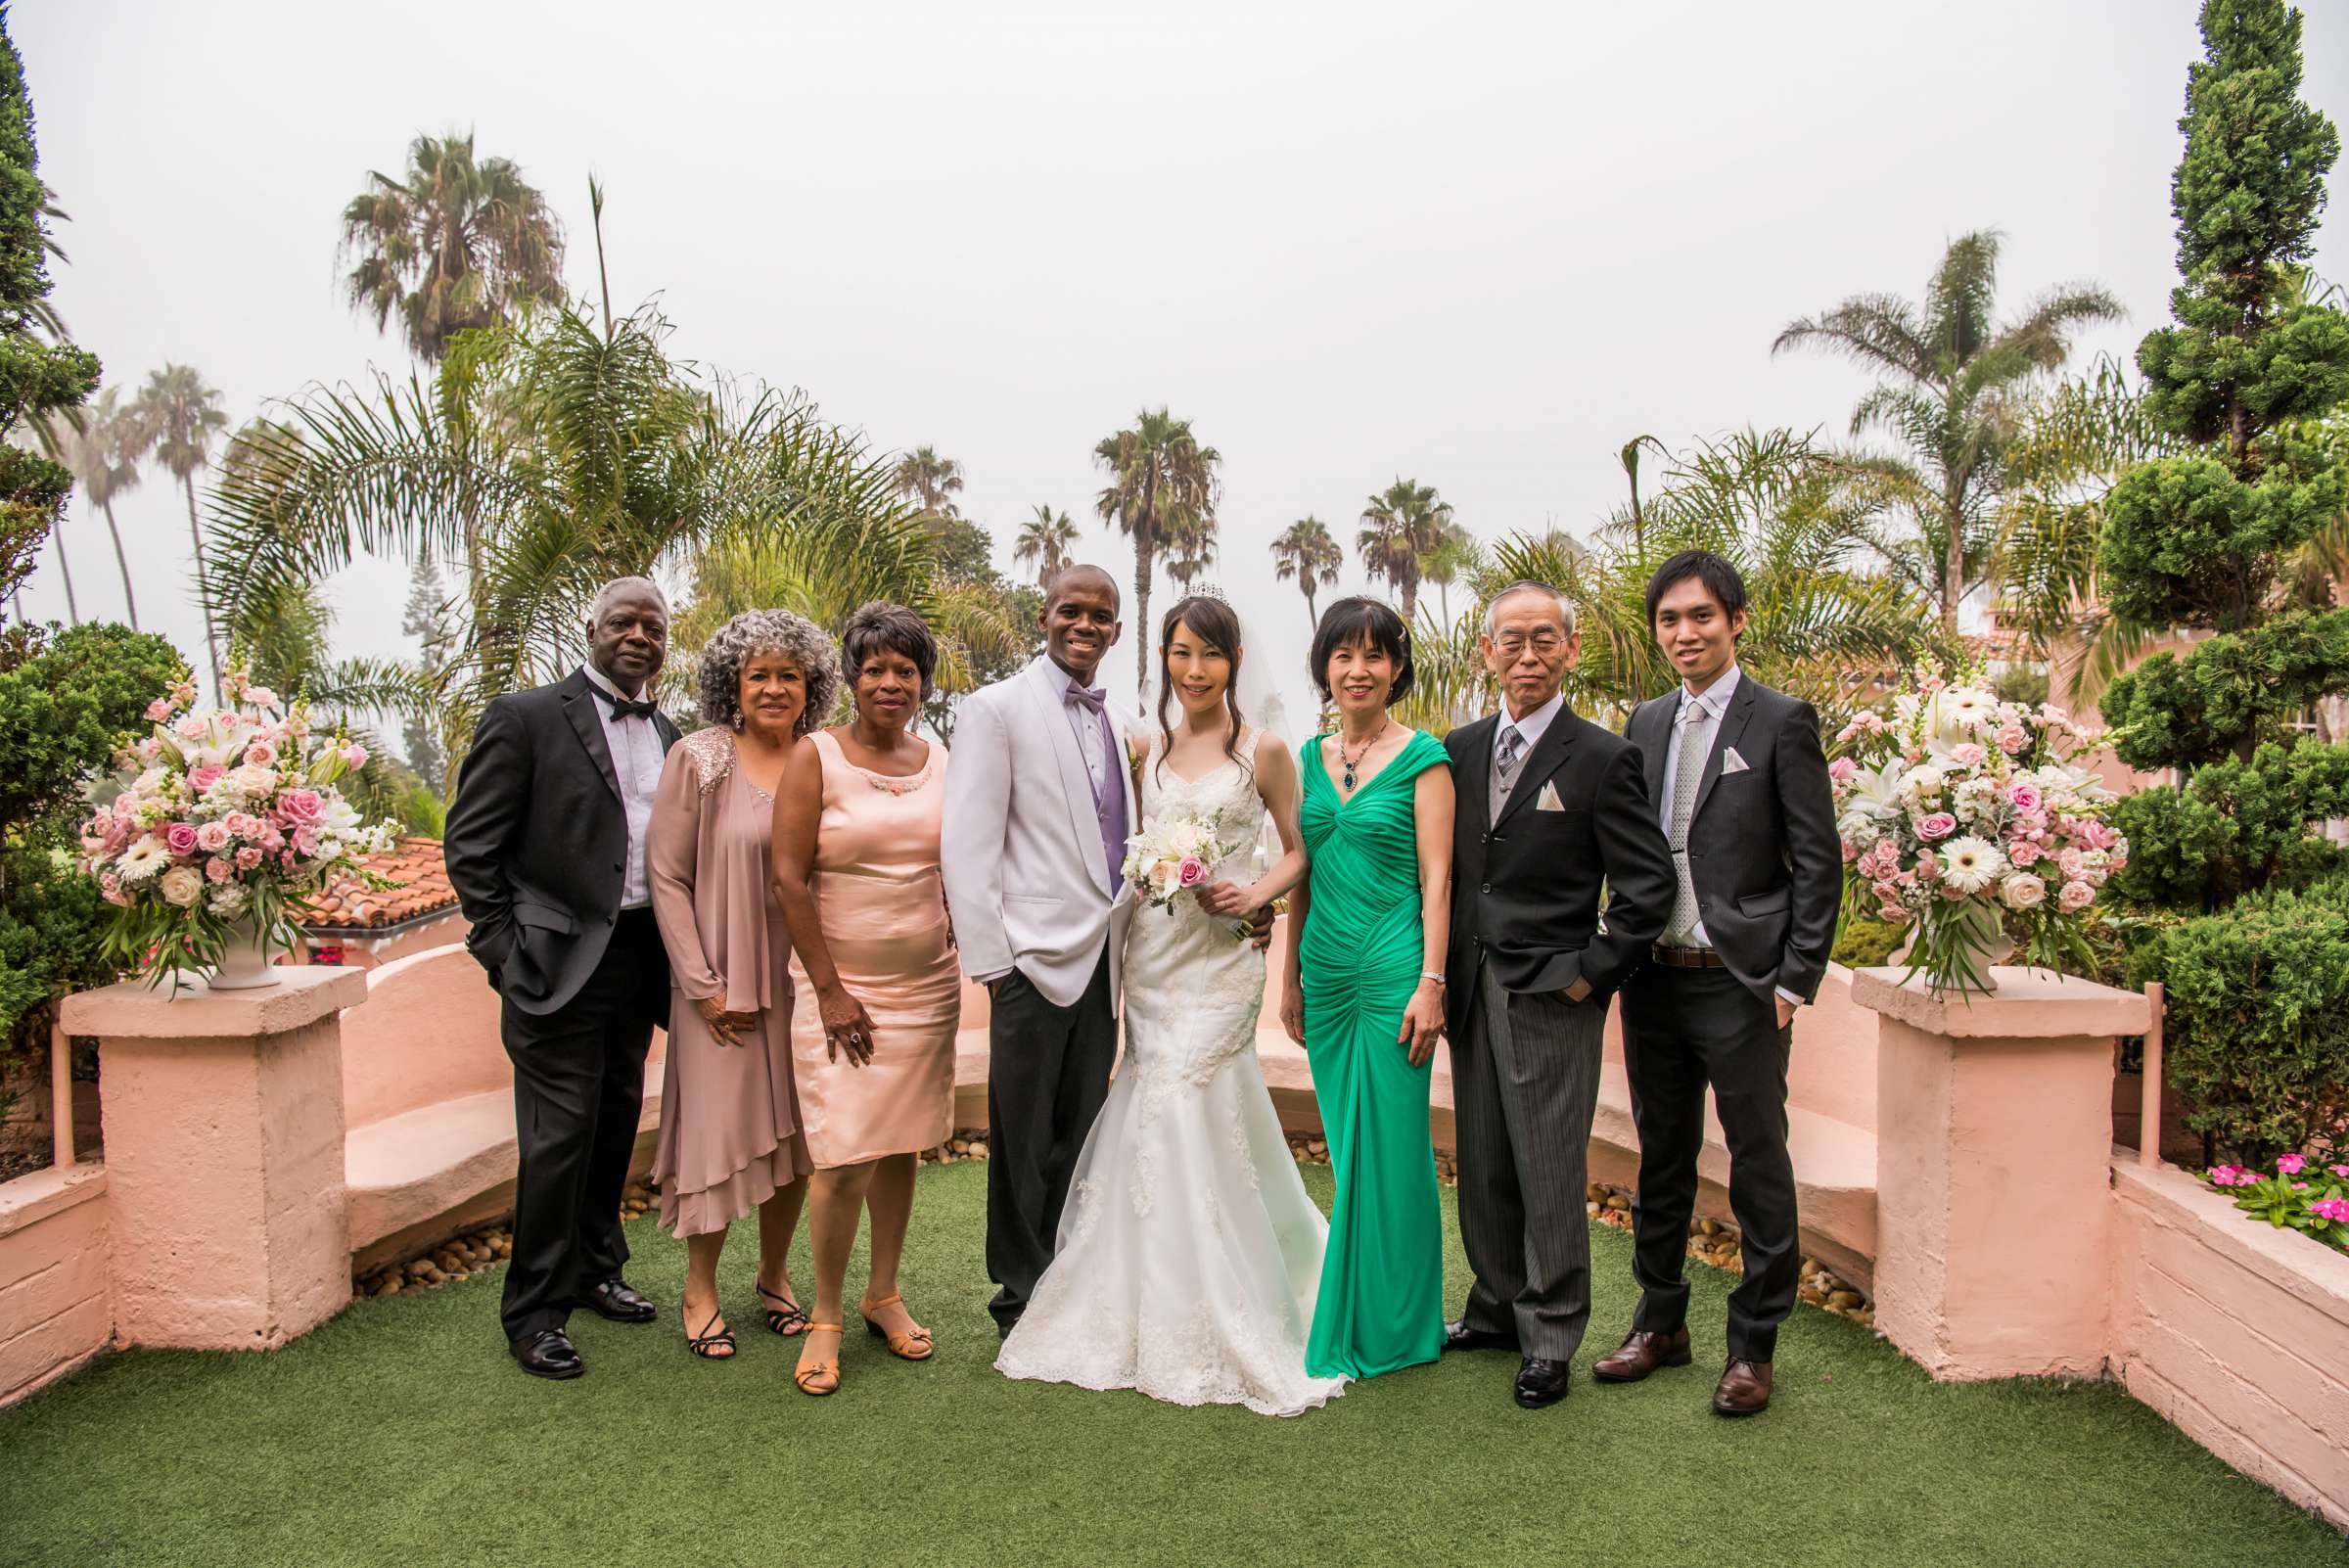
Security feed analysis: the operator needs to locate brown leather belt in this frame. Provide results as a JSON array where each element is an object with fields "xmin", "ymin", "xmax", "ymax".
[{"xmin": 1651, "ymin": 945, "xmax": 1727, "ymax": 969}]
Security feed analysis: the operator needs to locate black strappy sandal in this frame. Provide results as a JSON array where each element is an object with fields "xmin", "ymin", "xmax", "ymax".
[
  {"xmin": 757, "ymin": 1280, "xmax": 808, "ymax": 1337},
  {"xmin": 686, "ymin": 1308, "xmax": 737, "ymax": 1360}
]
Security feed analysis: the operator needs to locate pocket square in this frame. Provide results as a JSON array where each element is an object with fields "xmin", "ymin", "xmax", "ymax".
[
  {"xmin": 1536, "ymin": 780, "xmax": 1566, "ymax": 811},
  {"xmin": 1721, "ymin": 747, "xmax": 1751, "ymax": 775}
]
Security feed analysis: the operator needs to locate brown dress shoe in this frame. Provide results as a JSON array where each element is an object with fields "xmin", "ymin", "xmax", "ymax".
[
  {"xmin": 1590, "ymin": 1327, "xmax": 1693, "ymax": 1383},
  {"xmin": 1713, "ymin": 1358, "xmax": 1773, "ymax": 1415}
]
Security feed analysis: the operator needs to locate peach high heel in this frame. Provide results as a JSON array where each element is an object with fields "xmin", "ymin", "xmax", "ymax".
[
  {"xmin": 794, "ymin": 1324, "xmax": 843, "ymax": 1396},
  {"xmin": 859, "ymin": 1293, "xmax": 935, "ymax": 1361}
]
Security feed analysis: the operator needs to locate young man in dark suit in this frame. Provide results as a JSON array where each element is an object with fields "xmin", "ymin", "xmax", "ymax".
[
  {"xmin": 1442, "ymin": 580, "xmax": 1678, "ymax": 1408},
  {"xmin": 444, "ymin": 576, "xmax": 681, "ymax": 1379},
  {"xmin": 1599, "ymin": 551, "xmax": 1840, "ymax": 1415}
]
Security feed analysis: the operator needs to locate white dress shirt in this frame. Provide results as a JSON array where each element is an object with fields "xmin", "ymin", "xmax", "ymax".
[
  {"xmin": 1042, "ymin": 657, "xmax": 1113, "ymax": 800},
  {"xmin": 1658, "ymin": 663, "xmax": 1801, "ymax": 1008},
  {"xmin": 1495, "ymin": 690, "xmax": 1566, "ymax": 768},
  {"xmin": 580, "ymin": 662, "xmax": 665, "ymax": 910}
]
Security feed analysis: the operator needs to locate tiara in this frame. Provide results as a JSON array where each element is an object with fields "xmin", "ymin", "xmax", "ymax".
[{"xmin": 1178, "ymin": 583, "xmax": 1230, "ymax": 605}]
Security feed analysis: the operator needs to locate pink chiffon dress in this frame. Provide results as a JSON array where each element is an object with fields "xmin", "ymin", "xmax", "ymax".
[
  {"xmin": 647, "ymin": 728, "xmax": 813, "ymax": 1236},
  {"xmin": 786, "ymin": 729, "xmax": 960, "ymax": 1168}
]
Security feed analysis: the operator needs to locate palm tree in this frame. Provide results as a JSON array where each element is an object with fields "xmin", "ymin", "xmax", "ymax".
[
  {"xmin": 1013, "ymin": 504, "xmax": 1079, "ymax": 588},
  {"xmin": 129, "ymin": 364, "xmax": 229, "ymax": 694},
  {"xmin": 1773, "ymin": 230, "xmax": 2124, "ymax": 641},
  {"xmin": 1269, "ymin": 516, "xmax": 1343, "ymax": 631},
  {"xmin": 1162, "ymin": 509, "xmax": 1219, "ymax": 590},
  {"xmin": 1093, "ymin": 408, "xmax": 1221, "ymax": 696},
  {"xmin": 44, "ymin": 388, "xmax": 142, "ymax": 626},
  {"xmin": 205, "ymin": 300, "xmax": 925, "ymax": 778},
  {"xmin": 1421, "ymin": 530, "xmax": 1485, "ymax": 626},
  {"xmin": 340, "ymin": 132, "xmax": 567, "ymax": 364},
  {"xmin": 893, "ymin": 446, "xmax": 964, "ymax": 520},
  {"xmin": 1357, "ymin": 477, "xmax": 1453, "ymax": 620}
]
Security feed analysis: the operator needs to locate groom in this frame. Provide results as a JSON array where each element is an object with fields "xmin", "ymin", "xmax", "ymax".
[
  {"xmin": 943, "ymin": 565, "xmax": 1139, "ymax": 1338},
  {"xmin": 1443, "ymin": 580, "xmax": 1678, "ymax": 1408}
]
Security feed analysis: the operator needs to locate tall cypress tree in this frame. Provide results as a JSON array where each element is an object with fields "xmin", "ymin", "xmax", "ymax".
[
  {"xmin": 0, "ymin": 0, "xmax": 100, "ymax": 607},
  {"xmin": 2099, "ymin": 0, "xmax": 2349, "ymax": 1163},
  {"xmin": 2099, "ymin": 0, "xmax": 2349, "ymax": 909}
]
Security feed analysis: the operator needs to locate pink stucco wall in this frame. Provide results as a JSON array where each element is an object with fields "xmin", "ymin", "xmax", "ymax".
[
  {"xmin": 2110, "ymin": 1159, "xmax": 2349, "ymax": 1531},
  {"xmin": 0, "ymin": 1165, "xmax": 111, "ymax": 1408}
]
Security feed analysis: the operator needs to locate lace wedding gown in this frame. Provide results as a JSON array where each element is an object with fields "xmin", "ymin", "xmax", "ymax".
[{"xmin": 995, "ymin": 731, "xmax": 1346, "ymax": 1416}]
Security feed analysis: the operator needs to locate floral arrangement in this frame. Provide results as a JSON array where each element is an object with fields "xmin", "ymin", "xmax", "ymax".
[
  {"xmin": 2205, "ymin": 1156, "xmax": 2349, "ymax": 1255},
  {"xmin": 1830, "ymin": 662, "xmax": 2128, "ymax": 994},
  {"xmin": 78, "ymin": 670, "xmax": 397, "ymax": 984},
  {"xmin": 1122, "ymin": 812, "xmax": 1243, "ymax": 937}
]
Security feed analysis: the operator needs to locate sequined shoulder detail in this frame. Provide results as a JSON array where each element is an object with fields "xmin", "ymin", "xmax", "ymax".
[{"xmin": 680, "ymin": 727, "xmax": 737, "ymax": 795}]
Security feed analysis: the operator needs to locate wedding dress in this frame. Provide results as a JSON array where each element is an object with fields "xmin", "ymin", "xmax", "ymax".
[{"xmin": 995, "ymin": 728, "xmax": 1345, "ymax": 1416}]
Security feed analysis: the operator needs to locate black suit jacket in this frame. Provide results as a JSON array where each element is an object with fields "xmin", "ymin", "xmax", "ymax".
[
  {"xmin": 443, "ymin": 669, "xmax": 682, "ymax": 1017},
  {"xmin": 1444, "ymin": 705, "xmax": 1678, "ymax": 1041},
  {"xmin": 1624, "ymin": 673, "xmax": 1841, "ymax": 1006}
]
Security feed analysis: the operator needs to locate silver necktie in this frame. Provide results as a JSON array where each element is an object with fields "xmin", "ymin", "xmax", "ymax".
[{"xmin": 1661, "ymin": 700, "xmax": 1709, "ymax": 945}]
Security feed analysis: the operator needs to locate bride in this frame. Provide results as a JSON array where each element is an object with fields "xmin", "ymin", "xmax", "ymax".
[{"xmin": 995, "ymin": 593, "xmax": 1342, "ymax": 1416}]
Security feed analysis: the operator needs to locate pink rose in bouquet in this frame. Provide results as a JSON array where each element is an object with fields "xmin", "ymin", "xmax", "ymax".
[
  {"xmin": 244, "ymin": 738, "xmax": 277, "ymax": 767},
  {"xmin": 278, "ymin": 788, "xmax": 325, "ymax": 825},
  {"xmin": 1176, "ymin": 856, "xmax": 1206, "ymax": 888},
  {"xmin": 196, "ymin": 821, "xmax": 231, "ymax": 853},
  {"xmin": 164, "ymin": 822, "xmax": 200, "ymax": 856},
  {"xmin": 2057, "ymin": 880, "xmax": 2095, "ymax": 911},
  {"xmin": 1917, "ymin": 812, "xmax": 1957, "ymax": 842},
  {"xmin": 235, "ymin": 847, "xmax": 263, "ymax": 871},
  {"xmin": 206, "ymin": 856, "xmax": 234, "ymax": 884},
  {"xmin": 188, "ymin": 764, "xmax": 225, "ymax": 796}
]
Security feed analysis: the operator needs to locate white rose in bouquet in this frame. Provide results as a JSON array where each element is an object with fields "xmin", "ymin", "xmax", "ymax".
[{"xmin": 158, "ymin": 865, "xmax": 204, "ymax": 907}]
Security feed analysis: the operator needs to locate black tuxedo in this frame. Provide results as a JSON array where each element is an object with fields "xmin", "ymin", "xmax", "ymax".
[
  {"xmin": 1441, "ymin": 705, "xmax": 1676, "ymax": 1360},
  {"xmin": 1618, "ymin": 671, "xmax": 1839, "ymax": 1363},
  {"xmin": 444, "ymin": 669, "xmax": 680, "ymax": 1343}
]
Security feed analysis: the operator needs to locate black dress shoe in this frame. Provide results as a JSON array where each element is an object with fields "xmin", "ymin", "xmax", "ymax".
[
  {"xmin": 511, "ymin": 1328, "xmax": 584, "ymax": 1380},
  {"xmin": 1513, "ymin": 1357, "xmax": 1571, "ymax": 1408},
  {"xmin": 581, "ymin": 1277, "xmax": 657, "ymax": 1323},
  {"xmin": 1443, "ymin": 1317, "xmax": 1521, "ymax": 1354}
]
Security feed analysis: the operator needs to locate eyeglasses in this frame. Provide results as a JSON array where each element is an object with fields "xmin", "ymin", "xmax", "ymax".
[{"xmin": 1491, "ymin": 632, "xmax": 1566, "ymax": 657}]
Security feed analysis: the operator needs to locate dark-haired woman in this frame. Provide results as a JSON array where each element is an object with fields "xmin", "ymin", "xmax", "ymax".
[
  {"xmin": 1283, "ymin": 595, "xmax": 1454, "ymax": 1380},
  {"xmin": 996, "ymin": 595, "xmax": 1344, "ymax": 1415},
  {"xmin": 773, "ymin": 603, "xmax": 959, "ymax": 1396}
]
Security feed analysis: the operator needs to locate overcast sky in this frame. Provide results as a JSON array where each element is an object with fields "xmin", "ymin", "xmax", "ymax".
[{"xmin": 13, "ymin": 0, "xmax": 2347, "ymax": 737}]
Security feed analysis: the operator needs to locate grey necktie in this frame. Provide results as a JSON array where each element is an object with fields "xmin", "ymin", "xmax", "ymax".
[
  {"xmin": 1492, "ymin": 724, "xmax": 1527, "ymax": 819},
  {"xmin": 1661, "ymin": 699, "xmax": 1710, "ymax": 945}
]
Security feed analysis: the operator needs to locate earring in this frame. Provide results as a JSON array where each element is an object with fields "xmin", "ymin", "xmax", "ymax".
[{"xmin": 732, "ymin": 713, "xmax": 745, "ymax": 733}]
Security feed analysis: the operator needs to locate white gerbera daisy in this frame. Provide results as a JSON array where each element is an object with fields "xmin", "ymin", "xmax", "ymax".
[
  {"xmin": 1939, "ymin": 836, "xmax": 2004, "ymax": 895},
  {"xmin": 117, "ymin": 835, "xmax": 171, "ymax": 882}
]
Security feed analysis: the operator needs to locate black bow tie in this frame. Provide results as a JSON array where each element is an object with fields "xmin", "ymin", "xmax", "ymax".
[{"xmin": 592, "ymin": 685, "xmax": 659, "ymax": 721}]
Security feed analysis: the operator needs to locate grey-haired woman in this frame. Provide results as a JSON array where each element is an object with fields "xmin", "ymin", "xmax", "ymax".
[{"xmin": 647, "ymin": 609, "xmax": 841, "ymax": 1360}]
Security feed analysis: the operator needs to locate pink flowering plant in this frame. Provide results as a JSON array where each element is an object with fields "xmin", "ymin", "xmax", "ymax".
[
  {"xmin": 78, "ymin": 669, "xmax": 397, "ymax": 985},
  {"xmin": 1830, "ymin": 661, "xmax": 2128, "ymax": 995},
  {"xmin": 2203, "ymin": 1155, "xmax": 2349, "ymax": 1255}
]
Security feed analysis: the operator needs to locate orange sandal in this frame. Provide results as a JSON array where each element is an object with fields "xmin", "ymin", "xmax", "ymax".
[
  {"xmin": 859, "ymin": 1293, "xmax": 935, "ymax": 1361},
  {"xmin": 795, "ymin": 1324, "xmax": 842, "ymax": 1396}
]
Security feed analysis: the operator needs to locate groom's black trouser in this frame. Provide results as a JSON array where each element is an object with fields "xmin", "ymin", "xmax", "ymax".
[
  {"xmin": 1619, "ymin": 964, "xmax": 1800, "ymax": 1363},
  {"xmin": 985, "ymin": 950, "xmax": 1116, "ymax": 1334}
]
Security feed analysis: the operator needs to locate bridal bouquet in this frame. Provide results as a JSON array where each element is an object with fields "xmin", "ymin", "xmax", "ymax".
[
  {"xmin": 80, "ymin": 670, "xmax": 397, "ymax": 987},
  {"xmin": 1830, "ymin": 662, "xmax": 2127, "ymax": 996},
  {"xmin": 1123, "ymin": 813, "xmax": 1245, "ymax": 936}
]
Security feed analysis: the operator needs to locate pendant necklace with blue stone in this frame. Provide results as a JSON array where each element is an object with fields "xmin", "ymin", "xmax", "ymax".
[{"xmin": 1340, "ymin": 717, "xmax": 1389, "ymax": 794}]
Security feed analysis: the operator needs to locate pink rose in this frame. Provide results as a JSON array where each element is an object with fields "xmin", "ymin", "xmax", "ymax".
[
  {"xmin": 235, "ymin": 847, "xmax": 263, "ymax": 871},
  {"xmin": 1841, "ymin": 839, "xmax": 1859, "ymax": 863},
  {"xmin": 173, "ymin": 715, "xmax": 207, "ymax": 742},
  {"xmin": 188, "ymin": 764, "xmax": 225, "ymax": 796},
  {"xmin": 1827, "ymin": 757, "xmax": 1858, "ymax": 783},
  {"xmin": 223, "ymin": 812, "xmax": 259, "ymax": 839},
  {"xmin": 2057, "ymin": 880, "xmax": 2095, "ymax": 911},
  {"xmin": 243, "ymin": 686, "xmax": 279, "ymax": 709},
  {"xmin": 1917, "ymin": 812, "xmax": 1958, "ymax": 842},
  {"xmin": 256, "ymin": 822, "xmax": 285, "ymax": 851},
  {"xmin": 1175, "ymin": 856, "xmax": 1206, "ymax": 888},
  {"xmin": 1996, "ymin": 725, "xmax": 2029, "ymax": 755},
  {"xmin": 243, "ymin": 739, "xmax": 277, "ymax": 768},
  {"xmin": 293, "ymin": 826, "xmax": 321, "ymax": 856},
  {"xmin": 2077, "ymin": 818, "xmax": 2115, "ymax": 852},
  {"xmin": 2278, "ymin": 1154, "xmax": 2306, "ymax": 1176},
  {"xmin": 342, "ymin": 743, "xmax": 369, "ymax": 769},
  {"xmin": 2006, "ymin": 841, "xmax": 2040, "ymax": 869},
  {"xmin": 206, "ymin": 855, "xmax": 233, "ymax": 884},
  {"xmin": 2007, "ymin": 783, "xmax": 2042, "ymax": 814},
  {"xmin": 278, "ymin": 788, "xmax": 324, "ymax": 825},
  {"xmin": 164, "ymin": 822, "xmax": 199, "ymax": 856},
  {"xmin": 1871, "ymin": 879, "xmax": 1900, "ymax": 903},
  {"xmin": 196, "ymin": 821, "xmax": 230, "ymax": 853},
  {"xmin": 144, "ymin": 699, "xmax": 172, "ymax": 722},
  {"xmin": 1950, "ymin": 743, "xmax": 1986, "ymax": 767},
  {"xmin": 2058, "ymin": 847, "xmax": 2087, "ymax": 880}
]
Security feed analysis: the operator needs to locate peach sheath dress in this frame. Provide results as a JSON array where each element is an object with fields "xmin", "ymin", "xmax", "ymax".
[
  {"xmin": 648, "ymin": 728, "xmax": 813, "ymax": 1236},
  {"xmin": 786, "ymin": 730, "xmax": 960, "ymax": 1168}
]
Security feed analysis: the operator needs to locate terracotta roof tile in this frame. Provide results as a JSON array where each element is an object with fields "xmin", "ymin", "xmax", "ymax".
[{"xmin": 301, "ymin": 837, "xmax": 461, "ymax": 933}]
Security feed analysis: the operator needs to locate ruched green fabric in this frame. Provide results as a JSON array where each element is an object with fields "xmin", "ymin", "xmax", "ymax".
[{"xmin": 1296, "ymin": 728, "xmax": 1451, "ymax": 1380}]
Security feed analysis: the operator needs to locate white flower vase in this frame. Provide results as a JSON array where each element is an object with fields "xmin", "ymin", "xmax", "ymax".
[
  {"xmin": 206, "ymin": 918, "xmax": 281, "ymax": 991},
  {"xmin": 1889, "ymin": 900, "xmax": 2013, "ymax": 997}
]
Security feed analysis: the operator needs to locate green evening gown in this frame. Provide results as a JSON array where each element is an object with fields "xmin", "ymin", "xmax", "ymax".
[{"xmin": 1296, "ymin": 728, "xmax": 1451, "ymax": 1380}]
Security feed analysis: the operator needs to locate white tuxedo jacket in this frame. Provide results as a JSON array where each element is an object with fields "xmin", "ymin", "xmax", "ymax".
[{"xmin": 941, "ymin": 658, "xmax": 1139, "ymax": 1011}]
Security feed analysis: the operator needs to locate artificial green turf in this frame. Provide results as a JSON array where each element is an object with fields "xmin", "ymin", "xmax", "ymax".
[{"xmin": 3, "ymin": 1162, "xmax": 2343, "ymax": 1568}]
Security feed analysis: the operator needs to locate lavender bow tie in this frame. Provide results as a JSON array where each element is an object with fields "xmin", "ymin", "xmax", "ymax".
[{"xmin": 1065, "ymin": 683, "xmax": 1108, "ymax": 715}]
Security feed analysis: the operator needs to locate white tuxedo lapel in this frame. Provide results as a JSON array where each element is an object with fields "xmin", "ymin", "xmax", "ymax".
[{"xmin": 1025, "ymin": 659, "xmax": 1112, "ymax": 897}]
